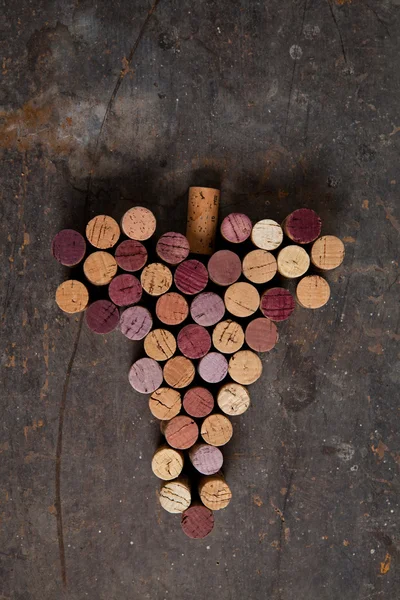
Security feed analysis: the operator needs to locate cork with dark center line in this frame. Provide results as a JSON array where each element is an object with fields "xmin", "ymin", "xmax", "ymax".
[
  {"xmin": 121, "ymin": 206, "xmax": 156, "ymax": 241},
  {"xmin": 296, "ymin": 275, "xmax": 331, "ymax": 309},
  {"xmin": 199, "ymin": 474, "xmax": 232, "ymax": 511},
  {"xmin": 251, "ymin": 219, "xmax": 283, "ymax": 251},
  {"xmin": 190, "ymin": 292, "xmax": 225, "ymax": 327},
  {"xmin": 260, "ymin": 287, "xmax": 295, "ymax": 322},
  {"xmin": 141, "ymin": 262, "xmax": 173, "ymax": 296},
  {"xmin": 156, "ymin": 232, "xmax": 190, "ymax": 265},
  {"xmin": 163, "ymin": 356, "xmax": 195, "ymax": 389},
  {"xmin": 242, "ymin": 249, "xmax": 277, "ymax": 284},
  {"xmin": 220, "ymin": 212, "xmax": 252, "ymax": 244},
  {"xmin": 149, "ymin": 387, "xmax": 182, "ymax": 420},
  {"xmin": 158, "ymin": 478, "xmax": 191, "ymax": 513},
  {"xmin": 277, "ymin": 245, "xmax": 310, "ymax": 278},
  {"xmin": 245, "ymin": 317, "xmax": 278, "ymax": 352},
  {"xmin": 86, "ymin": 215, "xmax": 120, "ymax": 249},
  {"xmin": 186, "ymin": 186, "xmax": 220, "ymax": 255},
  {"xmin": 188, "ymin": 443, "xmax": 223, "ymax": 475},
  {"xmin": 151, "ymin": 445, "xmax": 184, "ymax": 480},
  {"xmin": 283, "ymin": 208, "xmax": 322, "ymax": 244},
  {"xmin": 181, "ymin": 504, "xmax": 214, "ymax": 539},
  {"xmin": 311, "ymin": 235, "xmax": 345, "ymax": 270},
  {"xmin": 114, "ymin": 239, "xmax": 147, "ymax": 272},
  {"xmin": 177, "ymin": 324, "xmax": 211, "ymax": 359},
  {"xmin": 174, "ymin": 259, "xmax": 209, "ymax": 295},
  {"xmin": 217, "ymin": 382, "xmax": 250, "ymax": 416},
  {"xmin": 156, "ymin": 292, "xmax": 189, "ymax": 326},
  {"xmin": 207, "ymin": 250, "xmax": 242, "ymax": 286},
  {"xmin": 144, "ymin": 329, "xmax": 176, "ymax": 361},
  {"xmin": 212, "ymin": 320, "xmax": 244, "ymax": 354},
  {"xmin": 85, "ymin": 299, "xmax": 120, "ymax": 334},
  {"xmin": 164, "ymin": 415, "xmax": 199, "ymax": 449},
  {"xmin": 224, "ymin": 282, "xmax": 260, "ymax": 318},
  {"xmin": 183, "ymin": 387, "xmax": 214, "ymax": 418},
  {"xmin": 83, "ymin": 251, "xmax": 118, "ymax": 286},
  {"xmin": 228, "ymin": 350, "xmax": 263, "ymax": 385},
  {"xmin": 56, "ymin": 280, "xmax": 89, "ymax": 314},
  {"xmin": 119, "ymin": 306, "xmax": 153, "ymax": 340},
  {"xmin": 51, "ymin": 229, "xmax": 86, "ymax": 266},
  {"xmin": 201, "ymin": 414, "xmax": 233, "ymax": 446},
  {"xmin": 108, "ymin": 274, "xmax": 142, "ymax": 306},
  {"xmin": 129, "ymin": 357, "xmax": 163, "ymax": 394}
]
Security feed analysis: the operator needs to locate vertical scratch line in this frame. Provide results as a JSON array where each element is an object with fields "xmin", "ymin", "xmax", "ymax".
[{"xmin": 326, "ymin": 0, "xmax": 347, "ymax": 63}]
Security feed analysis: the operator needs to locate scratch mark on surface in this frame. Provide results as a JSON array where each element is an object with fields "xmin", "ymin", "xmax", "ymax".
[
  {"xmin": 284, "ymin": 0, "xmax": 308, "ymax": 136},
  {"xmin": 326, "ymin": 0, "xmax": 347, "ymax": 63},
  {"xmin": 365, "ymin": 3, "xmax": 391, "ymax": 38},
  {"xmin": 376, "ymin": 198, "xmax": 400, "ymax": 234}
]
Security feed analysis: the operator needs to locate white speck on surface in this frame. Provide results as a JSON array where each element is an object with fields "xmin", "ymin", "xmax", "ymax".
[{"xmin": 289, "ymin": 45, "xmax": 303, "ymax": 60}]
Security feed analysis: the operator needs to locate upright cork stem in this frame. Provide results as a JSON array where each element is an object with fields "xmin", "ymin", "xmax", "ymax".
[{"xmin": 186, "ymin": 187, "xmax": 220, "ymax": 255}]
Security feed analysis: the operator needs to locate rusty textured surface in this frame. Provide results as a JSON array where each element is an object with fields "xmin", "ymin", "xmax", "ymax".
[{"xmin": 1, "ymin": 1, "xmax": 399, "ymax": 599}]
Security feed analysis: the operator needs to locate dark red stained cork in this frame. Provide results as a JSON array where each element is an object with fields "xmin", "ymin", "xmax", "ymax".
[
  {"xmin": 51, "ymin": 229, "xmax": 86, "ymax": 266},
  {"xmin": 181, "ymin": 505, "xmax": 214, "ymax": 539},
  {"xmin": 128, "ymin": 357, "xmax": 163, "ymax": 394},
  {"xmin": 284, "ymin": 208, "xmax": 322, "ymax": 244},
  {"xmin": 260, "ymin": 288, "xmax": 295, "ymax": 322},
  {"xmin": 189, "ymin": 443, "xmax": 223, "ymax": 475},
  {"xmin": 164, "ymin": 415, "xmax": 199, "ymax": 450},
  {"xmin": 156, "ymin": 232, "xmax": 190, "ymax": 265},
  {"xmin": 85, "ymin": 300, "xmax": 120, "ymax": 334},
  {"xmin": 114, "ymin": 240, "xmax": 147, "ymax": 272},
  {"xmin": 220, "ymin": 213, "xmax": 252, "ymax": 244},
  {"xmin": 174, "ymin": 260, "xmax": 208, "ymax": 295},
  {"xmin": 183, "ymin": 387, "xmax": 214, "ymax": 418},
  {"xmin": 177, "ymin": 324, "xmax": 211, "ymax": 359},
  {"xmin": 190, "ymin": 292, "xmax": 225, "ymax": 327},
  {"xmin": 119, "ymin": 306, "xmax": 153, "ymax": 340},
  {"xmin": 207, "ymin": 250, "xmax": 242, "ymax": 286},
  {"xmin": 108, "ymin": 274, "xmax": 142, "ymax": 307},
  {"xmin": 245, "ymin": 317, "xmax": 279, "ymax": 352}
]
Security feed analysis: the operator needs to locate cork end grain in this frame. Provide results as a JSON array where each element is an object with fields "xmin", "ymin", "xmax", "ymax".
[
  {"xmin": 217, "ymin": 382, "xmax": 250, "ymax": 416},
  {"xmin": 260, "ymin": 288, "xmax": 295, "ymax": 322},
  {"xmin": 251, "ymin": 219, "xmax": 283, "ymax": 251},
  {"xmin": 56, "ymin": 280, "xmax": 89, "ymax": 314},
  {"xmin": 277, "ymin": 245, "xmax": 310, "ymax": 278},
  {"xmin": 156, "ymin": 292, "xmax": 189, "ymax": 326},
  {"xmin": 183, "ymin": 387, "xmax": 214, "ymax": 418},
  {"xmin": 141, "ymin": 263, "xmax": 173, "ymax": 296},
  {"xmin": 129, "ymin": 357, "xmax": 163, "ymax": 394},
  {"xmin": 152, "ymin": 446, "xmax": 184, "ymax": 480},
  {"xmin": 181, "ymin": 505, "xmax": 214, "ymax": 539},
  {"xmin": 164, "ymin": 415, "xmax": 199, "ymax": 450},
  {"xmin": 224, "ymin": 282, "xmax": 260, "ymax": 318},
  {"xmin": 177, "ymin": 324, "xmax": 211, "ymax": 359},
  {"xmin": 198, "ymin": 352, "xmax": 228, "ymax": 384},
  {"xmin": 283, "ymin": 208, "xmax": 322, "ymax": 244},
  {"xmin": 115, "ymin": 239, "xmax": 148, "ymax": 272},
  {"xmin": 296, "ymin": 275, "xmax": 331, "ymax": 309},
  {"xmin": 186, "ymin": 187, "xmax": 220, "ymax": 255},
  {"xmin": 207, "ymin": 250, "xmax": 242, "ymax": 286},
  {"xmin": 149, "ymin": 387, "xmax": 182, "ymax": 420},
  {"xmin": 242, "ymin": 249, "xmax": 277, "ymax": 284},
  {"xmin": 212, "ymin": 320, "xmax": 245, "ymax": 354},
  {"xmin": 119, "ymin": 306, "xmax": 153, "ymax": 340},
  {"xmin": 201, "ymin": 414, "xmax": 233, "ymax": 447},
  {"xmin": 190, "ymin": 292, "xmax": 225, "ymax": 327},
  {"xmin": 144, "ymin": 329, "xmax": 177, "ymax": 361},
  {"xmin": 85, "ymin": 299, "xmax": 119, "ymax": 334},
  {"xmin": 311, "ymin": 235, "xmax": 345, "ymax": 270},
  {"xmin": 159, "ymin": 479, "xmax": 191, "ymax": 514},
  {"xmin": 228, "ymin": 350, "xmax": 263, "ymax": 385},
  {"xmin": 245, "ymin": 317, "xmax": 278, "ymax": 352},
  {"xmin": 174, "ymin": 260, "xmax": 209, "ymax": 295},
  {"xmin": 221, "ymin": 212, "xmax": 252, "ymax": 244},
  {"xmin": 156, "ymin": 232, "xmax": 190, "ymax": 265},
  {"xmin": 83, "ymin": 251, "xmax": 118, "ymax": 286},
  {"xmin": 121, "ymin": 206, "xmax": 156, "ymax": 241},
  {"xmin": 86, "ymin": 215, "xmax": 120, "ymax": 249},
  {"xmin": 51, "ymin": 229, "xmax": 86, "ymax": 266},
  {"xmin": 189, "ymin": 443, "xmax": 224, "ymax": 475},
  {"xmin": 163, "ymin": 356, "xmax": 195, "ymax": 389},
  {"xmin": 199, "ymin": 475, "xmax": 232, "ymax": 511}
]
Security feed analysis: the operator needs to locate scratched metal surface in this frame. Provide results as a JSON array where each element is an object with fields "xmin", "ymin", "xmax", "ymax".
[{"xmin": 1, "ymin": 1, "xmax": 399, "ymax": 599}]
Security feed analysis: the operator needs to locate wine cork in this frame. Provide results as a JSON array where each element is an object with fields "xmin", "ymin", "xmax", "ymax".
[
  {"xmin": 186, "ymin": 186, "xmax": 220, "ymax": 255},
  {"xmin": 156, "ymin": 232, "xmax": 190, "ymax": 265},
  {"xmin": 277, "ymin": 245, "xmax": 310, "ymax": 278},
  {"xmin": 108, "ymin": 274, "xmax": 142, "ymax": 306},
  {"xmin": 245, "ymin": 317, "xmax": 278, "ymax": 352},
  {"xmin": 198, "ymin": 352, "xmax": 228, "ymax": 384},
  {"xmin": 159, "ymin": 478, "xmax": 191, "ymax": 514},
  {"xmin": 212, "ymin": 320, "xmax": 244, "ymax": 354},
  {"xmin": 51, "ymin": 229, "xmax": 86, "ymax": 266},
  {"xmin": 55, "ymin": 280, "xmax": 89, "ymax": 314},
  {"xmin": 164, "ymin": 415, "xmax": 199, "ymax": 449},
  {"xmin": 217, "ymin": 382, "xmax": 250, "ymax": 416},
  {"xmin": 114, "ymin": 239, "xmax": 147, "ymax": 272},
  {"xmin": 224, "ymin": 282, "xmax": 260, "ymax": 318},
  {"xmin": 163, "ymin": 356, "xmax": 195, "ymax": 389},
  {"xmin": 141, "ymin": 262, "xmax": 173, "ymax": 296},
  {"xmin": 260, "ymin": 288, "xmax": 295, "ymax": 322},
  {"xmin": 121, "ymin": 206, "xmax": 156, "ymax": 241},
  {"xmin": 199, "ymin": 474, "xmax": 232, "ymax": 511},
  {"xmin": 119, "ymin": 306, "xmax": 153, "ymax": 340},
  {"xmin": 83, "ymin": 251, "xmax": 118, "ymax": 286},
  {"xmin": 242, "ymin": 249, "xmax": 277, "ymax": 284},
  {"xmin": 152, "ymin": 445, "xmax": 184, "ymax": 480},
  {"xmin": 311, "ymin": 235, "xmax": 345, "ymax": 270},
  {"xmin": 156, "ymin": 292, "xmax": 189, "ymax": 326},
  {"xmin": 174, "ymin": 260, "xmax": 208, "ymax": 295},
  {"xmin": 207, "ymin": 250, "xmax": 242, "ymax": 286},
  {"xmin": 85, "ymin": 299, "xmax": 119, "ymax": 334},
  {"xmin": 296, "ymin": 275, "xmax": 331, "ymax": 309},
  {"xmin": 86, "ymin": 215, "xmax": 120, "ymax": 249},
  {"xmin": 144, "ymin": 329, "xmax": 176, "ymax": 361},
  {"xmin": 220, "ymin": 213, "xmax": 252, "ymax": 244},
  {"xmin": 201, "ymin": 414, "xmax": 233, "ymax": 446},
  {"xmin": 283, "ymin": 208, "xmax": 322, "ymax": 244},
  {"xmin": 228, "ymin": 350, "xmax": 263, "ymax": 385},
  {"xmin": 129, "ymin": 357, "xmax": 163, "ymax": 394},
  {"xmin": 251, "ymin": 219, "xmax": 283, "ymax": 251},
  {"xmin": 188, "ymin": 443, "xmax": 223, "ymax": 475},
  {"xmin": 183, "ymin": 387, "xmax": 214, "ymax": 418},
  {"xmin": 181, "ymin": 504, "xmax": 214, "ymax": 539},
  {"xmin": 149, "ymin": 387, "xmax": 182, "ymax": 420},
  {"xmin": 190, "ymin": 292, "xmax": 225, "ymax": 327},
  {"xmin": 177, "ymin": 324, "xmax": 211, "ymax": 359}
]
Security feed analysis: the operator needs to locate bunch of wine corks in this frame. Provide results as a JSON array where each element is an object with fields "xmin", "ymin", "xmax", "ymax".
[{"xmin": 52, "ymin": 190, "xmax": 345, "ymax": 539}]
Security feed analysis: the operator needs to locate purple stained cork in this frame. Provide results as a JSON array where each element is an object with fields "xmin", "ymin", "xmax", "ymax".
[
  {"xmin": 189, "ymin": 443, "xmax": 223, "ymax": 475},
  {"xmin": 129, "ymin": 357, "xmax": 163, "ymax": 394},
  {"xmin": 198, "ymin": 352, "xmax": 228, "ymax": 384},
  {"xmin": 190, "ymin": 292, "xmax": 225, "ymax": 327},
  {"xmin": 119, "ymin": 306, "xmax": 153, "ymax": 340},
  {"xmin": 183, "ymin": 387, "xmax": 214, "ymax": 418},
  {"xmin": 156, "ymin": 232, "xmax": 190, "ymax": 265},
  {"xmin": 283, "ymin": 208, "xmax": 322, "ymax": 244},
  {"xmin": 260, "ymin": 288, "xmax": 295, "ymax": 322},
  {"xmin": 85, "ymin": 300, "xmax": 120, "ymax": 334},
  {"xmin": 181, "ymin": 505, "xmax": 214, "ymax": 539},
  {"xmin": 178, "ymin": 324, "xmax": 211, "ymax": 360},
  {"xmin": 220, "ymin": 213, "xmax": 252, "ymax": 244},
  {"xmin": 115, "ymin": 240, "xmax": 147, "ymax": 272},
  {"xmin": 51, "ymin": 229, "xmax": 86, "ymax": 266},
  {"xmin": 174, "ymin": 260, "xmax": 208, "ymax": 295},
  {"xmin": 207, "ymin": 250, "xmax": 242, "ymax": 286},
  {"xmin": 108, "ymin": 274, "xmax": 142, "ymax": 307}
]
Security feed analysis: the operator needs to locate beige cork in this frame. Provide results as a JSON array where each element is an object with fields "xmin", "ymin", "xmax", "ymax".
[
  {"xmin": 212, "ymin": 320, "xmax": 245, "ymax": 354},
  {"xmin": 141, "ymin": 263, "xmax": 173, "ymax": 296},
  {"xmin": 242, "ymin": 249, "xmax": 277, "ymax": 284},
  {"xmin": 163, "ymin": 356, "xmax": 195, "ymax": 389},
  {"xmin": 186, "ymin": 187, "xmax": 220, "ymax": 255},
  {"xmin": 217, "ymin": 382, "xmax": 250, "ymax": 416},
  {"xmin": 201, "ymin": 414, "xmax": 233, "ymax": 447},
  {"xmin": 151, "ymin": 445, "xmax": 184, "ymax": 480},
  {"xmin": 311, "ymin": 235, "xmax": 345, "ymax": 270},
  {"xmin": 121, "ymin": 206, "xmax": 156, "ymax": 241},
  {"xmin": 86, "ymin": 215, "xmax": 120, "ymax": 249},
  {"xmin": 228, "ymin": 350, "xmax": 263, "ymax": 385},
  {"xmin": 144, "ymin": 329, "xmax": 176, "ymax": 361},
  {"xmin": 277, "ymin": 245, "xmax": 310, "ymax": 278},
  {"xmin": 296, "ymin": 275, "xmax": 331, "ymax": 309},
  {"xmin": 159, "ymin": 478, "xmax": 191, "ymax": 514},
  {"xmin": 224, "ymin": 282, "xmax": 260, "ymax": 318},
  {"xmin": 251, "ymin": 219, "xmax": 283, "ymax": 251},
  {"xmin": 55, "ymin": 280, "xmax": 89, "ymax": 314},
  {"xmin": 148, "ymin": 387, "xmax": 182, "ymax": 420},
  {"xmin": 83, "ymin": 251, "xmax": 118, "ymax": 286},
  {"xmin": 199, "ymin": 474, "xmax": 232, "ymax": 511}
]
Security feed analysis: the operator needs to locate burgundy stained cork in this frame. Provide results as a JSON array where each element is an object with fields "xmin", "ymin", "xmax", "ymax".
[
  {"xmin": 51, "ymin": 229, "xmax": 86, "ymax": 266},
  {"xmin": 198, "ymin": 352, "xmax": 228, "ymax": 384},
  {"xmin": 108, "ymin": 274, "xmax": 142, "ymax": 307},
  {"xmin": 245, "ymin": 317, "xmax": 279, "ymax": 352},
  {"xmin": 156, "ymin": 232, "xmax": 190, "ymax": 265},
  {"xmin": 164, "ymin": 415, "xmax": 199, "ymax": 450},
  {"xmin": 85, "ymin": 300, "xmax": 120, "ymax": 334},
  {"xmin": 260, "ymin": 287, "xmax": 295, "ymax": 322},
  {"xmin": 174, "ymin": 260, "xmax": 208, "ymax": 295},
  {"xmin": 119, "ymin": 306, "xmax": 153, "ymax": 340},
  {"xmin": 188, "ymin": 443, "xmax": 224, "ymax": 475},
  {"xmin": 183, "ymin": 387, "xmax": 214, "ymax": 418},
  {"xmin": 156, "ymin": 292, "xmax": 189, "ymax": 326},
  {"xmin": 115, "ymin": 239, "xmax": 148, "ymax": 272},
  {"xmin": 207, "ymin": 250, "xmax": 242, "ymax": 286},
  {"xmin": 128, "ymin": 357, "xmax": 163, "ymax": 394},
  {"xmin": 220, "ymin": 213, "xmax": 252, "ymax": 244},
  {"xmin": 181, "ymin": 504, "xmax": 215, "ymax": 539},
  {"xmin": 190, "ymin": 292, "xmax": 225, "ymax": 327},
  {"xmin": 283, "ymin": 208, "xmax": 322, "ymax": 244},
  {"xmin": 177, "ymin": 324, "xmax": 211, "ymax": 360}
]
